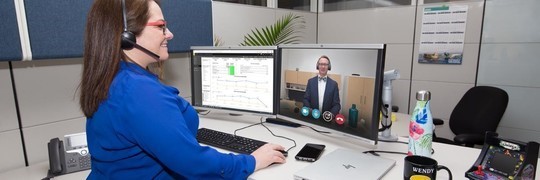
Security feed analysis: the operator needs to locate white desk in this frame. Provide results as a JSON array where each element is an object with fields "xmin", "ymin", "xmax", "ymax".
[{"xmin": 1, "ymin": 112, "xmax": 538, "ymax": 179}]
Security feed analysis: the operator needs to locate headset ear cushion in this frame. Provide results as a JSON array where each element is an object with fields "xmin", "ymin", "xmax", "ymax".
[{"xmin": 121, "ymin": 31, "xmax": 136, "ymax": 49}]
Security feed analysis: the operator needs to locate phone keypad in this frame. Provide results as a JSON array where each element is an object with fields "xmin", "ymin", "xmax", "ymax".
[{"xmin": 79, "ymin": 156, "xmax": 91, "ymax": 168}]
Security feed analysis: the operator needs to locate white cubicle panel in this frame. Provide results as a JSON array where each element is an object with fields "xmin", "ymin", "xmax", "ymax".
[
  {"xmin": 494, "ymin": 85, "xmax": 540, "ymax": 144},
  {"xmin": 0, "ymin": 62, "xmax": 18, "ymax": 132},
  {"xmin": 23, "ymin": 117, "xmax": 86, "ymax": 165},
  {"xmin": 318, "ymin": 5, "xmax": 416, "ymax": 44},
  {"xmin": 391, "ymin": 79, "xmax": 411, "ymax": 114},
  {"xmin": 482, "ymin": 0, "xmax": 540, "ymax": 43},
  {"xmin": 212, "ymin": 2, "xmax": 317, "ymax": 46},
  {"xmin": 383, "ymin": 44, "xmax": 414, "ymax": 113},
  {"xmin": 212, "ymin": 2, "xmax": 276, "ymax": 46},
  {"xmin": 11, "ymin": 59, "xmax": 83, "ymax": 128},
  {"xmin": 384, "ymin": 44, "xmax": 413, "ymax": 81},
  {"xmin": 478, "ymin": 44, "xmax": 540, "ymax": 88},
  {"xmin": 161, "ymin": 53, "xmax": 192, "ymax": 98},
  {"xmin": 0, "ymin": 130, "xmax": 25, "ymax": 172}
]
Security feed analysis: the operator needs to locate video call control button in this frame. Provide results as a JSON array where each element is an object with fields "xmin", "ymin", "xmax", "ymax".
[
  {"xmin": 301, "ymin": 107, "xmax": 310, "ymax": 117},
  {"xmin": 312, "ymin": 109, "xmax": 321, "ymax": 119},
  {"xmin": 322, "ymin": 111, "xmax": 333, "ymax": 122},
  {"xmin": 335, "ymin": 114, "xmax": 345, "ymax": 125}
]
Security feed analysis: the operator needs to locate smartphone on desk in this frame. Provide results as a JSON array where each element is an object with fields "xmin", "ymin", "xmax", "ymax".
[
  {"xmin": 47, "ymin": 132, "xmax": 91, "ymax": 177},
  {"xmin": 295, "ymin": 143, "xmax": 325, "ymax": 162}
]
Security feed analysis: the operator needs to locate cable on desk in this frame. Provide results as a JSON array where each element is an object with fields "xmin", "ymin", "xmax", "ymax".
[
  {"xmin": 259, "ymin": 117, "xmax": 297, "ymax": 152},
  {"xmin": 233, "ymin": 117, "xmax": 297, "ymax": 152},
  {"xmin": 377, "ymin": 140, "xmax": 436, "ymax": 155},
  {"xmin": 378, "ymin": 139, "xmax": 408, "ymax": 144},
  {"xmin": 41, "ymin": 170, "xmax": 54, "ymax": 180},
  {"xmin": 300, "ymin": 125, "xmax": 331, "ymax": 134},
  {"xmin": 233, "ymin": 121, "xmax": 263, "ymax": 136}
]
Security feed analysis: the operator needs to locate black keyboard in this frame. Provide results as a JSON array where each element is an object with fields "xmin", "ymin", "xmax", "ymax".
[{"xmin": 196, "ymin": 128, "xmax": 267, "ymax": 155}]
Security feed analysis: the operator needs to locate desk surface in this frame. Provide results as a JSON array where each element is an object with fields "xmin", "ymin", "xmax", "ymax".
[{"xmin": 1, "ymin": 112, "xmax": 538, "ymax": 179}]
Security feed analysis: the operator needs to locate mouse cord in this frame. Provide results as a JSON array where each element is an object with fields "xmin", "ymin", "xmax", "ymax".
[{"xmin": 233, "ymin": 117, "xmax": 297, "ymax": 152}]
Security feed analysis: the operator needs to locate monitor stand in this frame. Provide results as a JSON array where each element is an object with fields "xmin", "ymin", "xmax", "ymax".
[
  {"xmin": 378, "ymin": 133, "xmax": 398, "ymax": 141},
  {"xmin": 378, "ymin": 113, "xmax": 398, "ymax": 141},
  {"xmin": 265, "ymin": 117, "xmax": 302, "ymax": 128}
]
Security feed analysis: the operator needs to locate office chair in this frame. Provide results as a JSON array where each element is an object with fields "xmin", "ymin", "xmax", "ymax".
[{"xmin": 433, "ymin": 86, "xmax": 509, "ymax": 147}]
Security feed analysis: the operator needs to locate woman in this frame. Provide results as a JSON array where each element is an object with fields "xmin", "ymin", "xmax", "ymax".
[{"xmin": 79, "ymin": 0, "xmax": 286, "ymax": 179}]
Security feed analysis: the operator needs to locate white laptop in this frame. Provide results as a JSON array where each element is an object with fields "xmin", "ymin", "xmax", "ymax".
[{"xmin": 294, "ymin": 148, "xmax": 396, "ymax": 180}]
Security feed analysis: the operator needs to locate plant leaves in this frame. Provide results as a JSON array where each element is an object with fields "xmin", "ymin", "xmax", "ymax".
[{"xmin": 240, "ymin": 13, "xmax": 305, "ymax": 46}]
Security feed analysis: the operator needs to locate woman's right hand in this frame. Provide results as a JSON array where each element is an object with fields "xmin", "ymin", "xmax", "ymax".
[{"xmin": 251, "ymin": 143, "xmax": 287, "ymax": 171}]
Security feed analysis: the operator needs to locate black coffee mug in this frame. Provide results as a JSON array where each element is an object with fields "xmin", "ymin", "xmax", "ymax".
[{"xmin": 404, "ymin": 155, "xmax": 452, "ymax": 180}]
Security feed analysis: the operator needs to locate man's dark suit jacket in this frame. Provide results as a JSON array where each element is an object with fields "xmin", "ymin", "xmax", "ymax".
[{"xmin": 303, "ymin": 76, "xmax": 341, "ymax": 115}]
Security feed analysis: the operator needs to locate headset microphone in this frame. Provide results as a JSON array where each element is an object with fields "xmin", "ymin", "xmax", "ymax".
[{"xmin": 120, "ymin": 0, "xmax": 160, "ymax": 60}]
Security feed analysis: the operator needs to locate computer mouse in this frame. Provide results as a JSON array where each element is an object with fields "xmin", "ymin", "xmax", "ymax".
[{"xmin": 279, "ymin": 150, "xmax": 288, "ymax": 157}]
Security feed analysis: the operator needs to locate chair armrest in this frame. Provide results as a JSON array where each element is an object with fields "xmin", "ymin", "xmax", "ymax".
[
  {"xmin": 433, "ymin": 118, "xmax": 444, "ymax": 125},
  {"xmin": 453, "ymin": 134, "xmax": 484, "ymax": 145}
]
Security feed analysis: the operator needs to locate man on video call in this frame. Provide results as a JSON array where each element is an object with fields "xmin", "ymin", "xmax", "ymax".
[{"xmin": 303, "ymin": 55, "xmax": 341, "ymax": 115}]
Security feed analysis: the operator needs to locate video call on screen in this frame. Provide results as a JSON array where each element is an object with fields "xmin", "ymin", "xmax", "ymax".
[{"xmin": 278, "ymin": 47, "xmax": 382, "ymax": 141}]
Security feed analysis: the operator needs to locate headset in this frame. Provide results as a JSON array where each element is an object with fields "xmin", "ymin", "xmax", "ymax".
[
  {"xmin": 316, "ymin": 55, "xmax": 331, "ymax": 70},
  {"xmin": 120, "ymin": 0, "xmax": 160, "ymax": 59}
]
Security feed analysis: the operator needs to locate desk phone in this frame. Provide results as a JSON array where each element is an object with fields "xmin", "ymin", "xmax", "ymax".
[{"xmin": 47, "ymin": 132, "xmax": 91, "ymax": 176}]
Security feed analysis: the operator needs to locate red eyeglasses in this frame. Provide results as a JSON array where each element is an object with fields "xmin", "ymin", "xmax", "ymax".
[{"xmin": 146, "ymin": 20, "xmax": 167, "ymax": 35}]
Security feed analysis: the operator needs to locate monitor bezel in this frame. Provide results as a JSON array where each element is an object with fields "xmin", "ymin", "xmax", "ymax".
[
  {"xmin": 276, "ymin": 44, "xmax": 386, "ymax": 145},
  {"xmin": 190, "ymin": 46, "xmax": 281, "ymax": 117}
]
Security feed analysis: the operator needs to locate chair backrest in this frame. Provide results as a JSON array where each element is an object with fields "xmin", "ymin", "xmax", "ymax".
[{"xmin": 449, "ymin": 86, "xmax": 509, "ymax": 135}]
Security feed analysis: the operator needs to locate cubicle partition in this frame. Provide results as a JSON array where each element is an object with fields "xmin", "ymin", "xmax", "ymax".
[
  {"xmin": 0, "ymin": 0, "xmax": 23, "ymax": 61},
  {"xmin": 2, "ymin": 0, "xmax": 213, "ymax": 61}
]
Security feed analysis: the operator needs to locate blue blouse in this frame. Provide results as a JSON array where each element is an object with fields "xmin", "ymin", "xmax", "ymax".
[{"xmin": 86, "ymin": 61, "xmax": 255, "ymax": 179}]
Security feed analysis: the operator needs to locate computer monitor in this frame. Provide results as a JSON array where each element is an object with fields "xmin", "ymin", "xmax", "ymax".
[
  {"xmin": 276, "ymin": 44, "xmax": 386, "ymax": 145},
  {"xmin": 190, "ymin": 46, "xmax": 280, "ymax": 116}
]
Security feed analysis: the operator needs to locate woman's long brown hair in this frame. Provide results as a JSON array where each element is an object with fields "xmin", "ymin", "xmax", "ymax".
[{"xmin": 80, "ymin": 0, "xmax": 160, "ymax": 117}]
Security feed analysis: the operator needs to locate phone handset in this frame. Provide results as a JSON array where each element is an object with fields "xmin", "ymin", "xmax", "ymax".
[
  {"xmin": 43, "ymin": 138, "xmax": 64, "ymax": 180},
  {"xmin": 47, "ymin": 138, "xmax": 63, "ymax": 174}
]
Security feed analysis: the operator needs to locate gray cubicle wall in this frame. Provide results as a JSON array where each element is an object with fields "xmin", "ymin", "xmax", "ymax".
[
  {"xmin": 12, "ymin": 59, "xmax": 85, "ymax": 165},
  {"xmin": 0, "ymin": 62, "xmax": 25, "ymax": 172},
  {"xmin": 212, "ymin": 1, "xmax": 317, "ymax": 46},
  {"xmin": 477, "ymin": 0, "xmax": 540, "ymax": 143}
]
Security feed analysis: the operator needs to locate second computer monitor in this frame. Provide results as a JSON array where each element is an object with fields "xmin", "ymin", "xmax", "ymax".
[
  {"xmin": 190, "ymin": 46, "xmax": 280, "ymax": 115},
  {"xmin": 277, "ymin": 44, "xmax": 386, "ymax": 145}
]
